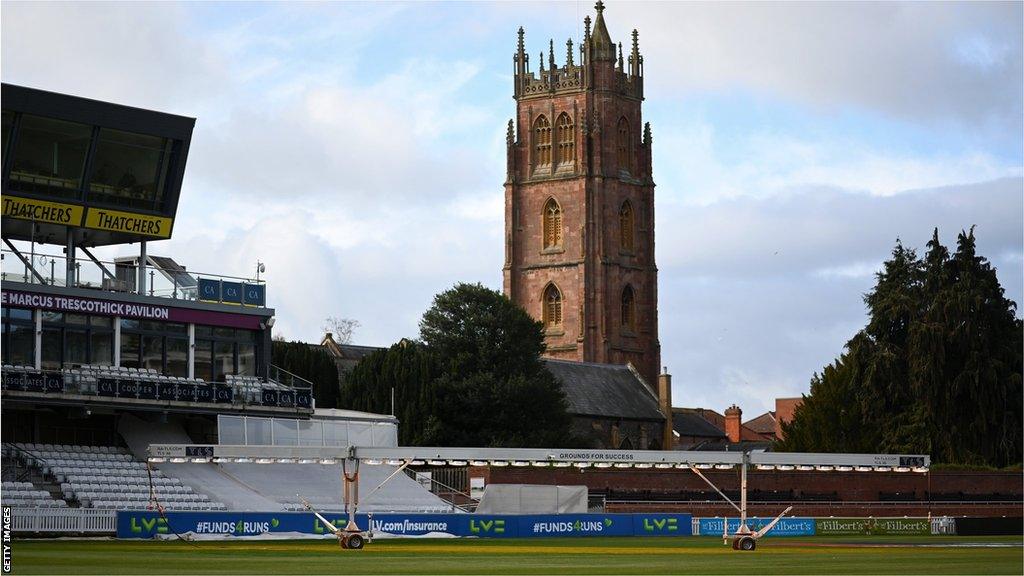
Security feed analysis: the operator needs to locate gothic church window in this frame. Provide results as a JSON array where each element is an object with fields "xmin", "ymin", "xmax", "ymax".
[
  {"xmin": 621, "ymin": 285, "xmax": 636, "ymax": 332},
  {"xmin": 619, "ymin": 200, "xmax": 634, "ymax": 251},
  {"xmin": 543, "ymin": 284, "xmax": 563, "ymax": 328},
  {"xmin": 617, "ymin": 117, "xmax": 631, "ymax": 174},
  {"xmin": 543, "ymin": 197, "xmax": 563, "ymax": 249},
  {"xmin": 556, "ymin": 113, "xmax": 574, "ymax": 169},
  {"xmin": 534, "ymin": 115, "xmax": 552, "ymax": 169}
]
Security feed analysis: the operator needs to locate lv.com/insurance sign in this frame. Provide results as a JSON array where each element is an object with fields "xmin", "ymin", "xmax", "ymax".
[{"xmin": 117, "ymin": 512, "xmax": 692, "ymax": 539}]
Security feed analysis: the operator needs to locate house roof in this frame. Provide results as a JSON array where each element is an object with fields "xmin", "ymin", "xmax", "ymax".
[
  {"xmin": 671, "ymin": 409, "xmax": 727, "ymax": 438},
  {"xmin": 543, "ymin": 359, "xmax": 664, "ymax": 421},
  {"xmin": 744, "ymin": 411, "xmax": 778, "ymax": 436},
  {"xmin": 320, "ymin": 333, "xmax": 384, "ymax": 362},
  {"xmin": 679, "ymin": 407, "xmax": 774, "ymax": 442}
]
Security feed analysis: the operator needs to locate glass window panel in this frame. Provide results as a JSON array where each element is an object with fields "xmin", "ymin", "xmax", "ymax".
[
  {"xmin": 120, "ymin": 319, "xmax": 139, "ymax": 331},
  {"xmin": 8, "ymin": 114, "xmax": 91, "ymax": 200},
  {"xmin": 164, "ymin": 322, "xmax": 186, "ymax": 335},
  {"xmin": 245, "ymin": 418, "xmax": 271, "ymax": 446},
  {"xmin": 214, "ymin": 327, "xmax": 234, "ymax": 339},
  {"xmin": 195, "ymin": 326, "xmax": 213, "ymax": 338},
  {"xmin": 90, "ymin": 331, "xmax": 113, "ymax": 366},
  {"xmin": 214, "ymin": 341, "xmax": 234, "ymax": 381},
  {"xmin": 372, "ymin": 423, "xmax": 398, "ymax": 448},
  {"xmin": 65, "ymin": 314, "xmax": 88, "ymax": 325},
  {"xmin": 7, "ymin": 308, "xmax": 33, "ymax": 321},
  {"xmin": 165, "ymin": 337, "xmax": 187, "ymax": 377},
  {"xmin": 217, "ymin": 415, "xmax": 245, "ymax": 445},
  {"xmin": 120, "ymin": 332, "xmax": 140, "ymax": 368},
  {"xmin": 90, "ymin": 316, "xmax": 112, "ymax": 328},
  {"xmin": 86, "ymin": 128, "xmax": 171, "ymax": 211},
  {"xmin": 195, "ymin": 340, "xmax": 212, "ymax": 381},
  {"xmin": 349, "ymin": 422, "xmax": 373, "ymax": 447},
  {"xmin": 7, "ymin": 324, "xmax": 35, "ymax": 366},
  {"xmin": 142, "ymin": 335, "xmax": 163, "ymax": 373},
  {"xmin": 298, "ymin": 420, "xmax": 323, "ymax": 446},
  {"xmin": 237, "ymin": 342, "xmax": 255, "ymax": 377},
  {"xmin": 41, "ymin": 311, "xmax": 63, "ymax": 324},
  {"xmin": 41, "ymin": 327, "xmax": 61, "ymax": 370},
  {"xmin": 323, "ymin": 422, "xmax": 348, "ymax": 447},
  {"xmin": 2, "ymin": 110, "xmax": 13, "ymax": 158},
  {"xmin": 272, "ymin": 419, "xmax": 298, "ymax": 446},
  {"xmin": 140, "ymin": 320, "xmax": 165, "ymax": 332},
  {"xmin": 66, "ymin": 329, "xmax": 88, "ymax": 366}
]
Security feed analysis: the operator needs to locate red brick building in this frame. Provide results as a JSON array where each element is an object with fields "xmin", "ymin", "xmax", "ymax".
[{"xmin": 502, "ymin": 1, "xmax": 660, "ymax": 389}]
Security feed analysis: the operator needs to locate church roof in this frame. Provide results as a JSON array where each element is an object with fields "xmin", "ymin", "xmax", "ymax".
[{"xmin": 543, "ymin": 359, "xmax": 664, "ymax": 421}]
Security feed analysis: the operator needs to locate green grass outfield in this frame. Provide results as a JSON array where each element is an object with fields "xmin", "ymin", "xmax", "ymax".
[{"xmin": 11, "ymin": 535, "xmax": 1023, "ymax": 575}]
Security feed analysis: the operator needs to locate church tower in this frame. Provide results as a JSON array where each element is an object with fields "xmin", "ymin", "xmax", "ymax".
[{"xmin": 503, "ymin": 1, "xmax": 660, "ymax": 389}]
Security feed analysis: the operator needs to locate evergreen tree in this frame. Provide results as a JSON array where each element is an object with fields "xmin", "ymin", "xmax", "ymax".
[
  {"xmin": 781, "ymin": 229, "xmax": 1022, "ymax": 466},
  {"xmin": 270, "ymin": 340, "xmax": 342, "ymax": 409},
  {"xmin": 341, "ymin": 283, "xmax": 578, "ymax": 447}
]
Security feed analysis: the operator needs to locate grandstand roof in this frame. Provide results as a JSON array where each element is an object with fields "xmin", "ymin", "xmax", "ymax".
[{"xmin": 543, "ymin": 359, "xmax": 664, "ymax": 421}]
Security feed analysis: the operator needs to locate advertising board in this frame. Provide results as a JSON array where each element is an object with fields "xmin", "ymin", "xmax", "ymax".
[{"xmin": 116, "ymin": 512, "xmax": 693, "ymax": 539}]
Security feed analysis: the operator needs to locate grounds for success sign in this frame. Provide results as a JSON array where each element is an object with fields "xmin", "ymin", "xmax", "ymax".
[
  {"xmin": 117, "ymin": 512, "xmax": 692, "ymax": 539},
  {"xmin": 697, "ymin": 517, "xmax": 815, "ymax": 537}
]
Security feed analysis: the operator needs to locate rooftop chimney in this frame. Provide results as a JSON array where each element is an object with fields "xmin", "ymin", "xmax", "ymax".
[
  {"xmin": 657, "ymin": 367, "xmax": 672, "ymax": 451},
  {"xmin": 724, "ymin": 404, "xmax": 742, "ymax": 444}
]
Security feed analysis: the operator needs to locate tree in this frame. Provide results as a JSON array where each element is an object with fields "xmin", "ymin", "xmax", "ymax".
[
  {"xmin": 342, "ymin": 282, "xmax": 577, "ymax": 447},
  {"xmin": 322, "ymin": 316, "xmax": 361, "ymax": 344},
  {"xmin": 271, "ymin": 340, "xmax": 342, "ymax": 409},
  {"xmin": 781, "ymin": 229, "xmax": 1022, "ymax": 467},
  {"xmin": 339, "ymin": 340, "xmax": 438, "ymax": 445}
]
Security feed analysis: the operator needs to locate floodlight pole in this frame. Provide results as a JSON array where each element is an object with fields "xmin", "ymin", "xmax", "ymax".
[{"xmin": 738, "ymin": 452, "xmax": 750, "ymax": 535}]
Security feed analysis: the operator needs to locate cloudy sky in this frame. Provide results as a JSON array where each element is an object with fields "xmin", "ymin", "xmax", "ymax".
[{"xmin": 3, "ymin": 1, "xmax": 1021, "ymax": 416}]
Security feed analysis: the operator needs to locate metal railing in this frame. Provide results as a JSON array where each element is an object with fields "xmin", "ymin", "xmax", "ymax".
[
  {"xmin": 405, "ymin": 468, "xmax": 478, "ymax": 513},
  {"xmin": 1, "ymin": 248, "xmax": 266, "ymax": 305},
  {"xmin": 268, "ymin": 365, "xmax": 315, "ymax": 392},
  {"xmin": 2, "ymin": 365, "xmax": 314, "ymax": 412}
]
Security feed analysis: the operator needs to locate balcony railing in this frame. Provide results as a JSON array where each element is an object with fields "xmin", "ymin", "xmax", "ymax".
[
  {"xmin": 1, "ymin": 364, "xmax": 312, "ymax": 412},
  {"xmin": 0, "ymin": 248, "xmax": 267, "ymax": 306}
]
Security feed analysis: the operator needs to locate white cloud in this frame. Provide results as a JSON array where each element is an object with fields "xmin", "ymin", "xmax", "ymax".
[{"xmin": 626, "ymin": 2, "xmax": 1022, "ymax": 126}]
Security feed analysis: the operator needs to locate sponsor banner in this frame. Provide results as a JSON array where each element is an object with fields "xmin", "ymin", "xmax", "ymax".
[
  {"xmin": 697, "ymin": 517, "xmax": 815, "ymax": 537},
  {"xmin": 117, "ymin": 512, "xmax": 692, "ymax": 539},
  {"xmin": 521, "ymin": 514, "xmax": 631, "ymax": 538},
  {"xmin": 815, "ymin": 518, "xmax": 929, "ymax": 536},
  {"xmin": 84, "ymin": 208, "xmax": 173, "ymax": 239},
  {"xmin": 2, "ymin": 195, "xmax": 85, "ymax": 227},
  {"xmin": 198, "ymin": 278, "xmax": 266, "ymax": 308},
  {"xmin": 0, "ymin": 290, "xmax": 265, "ymax": 330}
]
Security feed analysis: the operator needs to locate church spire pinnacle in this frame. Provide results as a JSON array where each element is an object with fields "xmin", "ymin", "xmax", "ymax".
[
  {"xmin": 590, "ymin": 0, "xmax": 615, "ymax": 61},
  {"xmin": 629, "ymin": 28, "xmax": 642, "ymax": 77}
]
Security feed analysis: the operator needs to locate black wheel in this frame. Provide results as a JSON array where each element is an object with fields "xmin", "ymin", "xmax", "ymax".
[
  {"xmin": 346, "ymin": 534, "xmax": 365, "ymax": 550},
  {"xmin": 738, "ymin": 537, "xmax": 756, "ymax": 551}
]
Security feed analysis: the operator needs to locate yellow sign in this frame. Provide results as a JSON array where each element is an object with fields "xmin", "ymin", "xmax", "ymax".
[
  {"xmin": 85, "ymin": 208, "xmax": 173, "ymax": 239},
  {"xmin": 1, "ymin": 195, "xmax": 85, "ymax": 226}
]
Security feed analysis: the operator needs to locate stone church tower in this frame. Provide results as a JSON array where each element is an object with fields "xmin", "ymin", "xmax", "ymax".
[{"xmin": 503, "ymin": 1, "xmax": 660, "ymax": 389}]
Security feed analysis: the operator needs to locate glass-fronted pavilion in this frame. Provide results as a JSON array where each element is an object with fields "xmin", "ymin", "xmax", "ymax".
[{"xmin": 1, "ymin": 84, "xmax": 304, "ymax": 418}]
